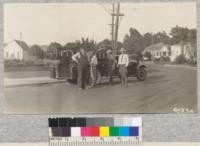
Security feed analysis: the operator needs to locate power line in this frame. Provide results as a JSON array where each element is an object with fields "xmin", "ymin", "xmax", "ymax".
[
  {"xmin": 99, "ymin": 3, "xmax": 124, "ymax": 54},
  {"xmin": 98, "ymin": 3, "xmax": 111, "ymax": 14}
]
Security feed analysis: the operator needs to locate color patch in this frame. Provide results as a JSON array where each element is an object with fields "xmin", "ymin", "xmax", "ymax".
[
  {"xmin": 81, "ymin": 127, "xmax": 91, "ymax": 136},
  {"xmin": 129, "ymin": 127, "xmax": 139, "ymax": 136},
  {"xmin": 100, "ymin": 127, "xmax": 109, "ymax": 137},
  {"xmin": 119, "ymin": 127, "xmax": 129, "ymax": 136},
  {"xmin": 49, "ymin": 117, "xmax": 142, "ymax": 138},
  {"xmin": 59, "ymin": 118, "xmax": 71, "ymax": 127},
  {"xmin": 122, "ymin": 117, "xmax": 142, "ymax": 126},
  {"xmin": 51, "ymin": 127, "xmax": 62, "ymax": 137},
  {"xmin": 114, "ymin": 118, "xmax": 123, "ymax": 126},
  {"xmin": 109, "ymin": 127, "xmax": 119, "ymax": 136},
  {"xmin": 91, "ymin": 127, "xmax": 99, "ymax": 137},
  {"xmin": 86, "ymin": 118, "xmax": 96, "ymax": 126},
  {"xmin": 71, "ymin": 127, "xmax": 81, "ymax": 137},
  {"xmin": 62, "ymin": 127, "xmax": 71, "ymax": 137},
  {"xmin": 76, "ymin": 118, "xmax": 87, "ymax": 127}
]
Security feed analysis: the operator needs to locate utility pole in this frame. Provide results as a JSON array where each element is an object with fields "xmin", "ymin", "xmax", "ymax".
[
  {"xmin": 112, "ymin": 3, "xmax": 124, "ymax": 55},
  {"xmin": 111, "ymin": 4, "xmax": 115, "ymax": 50}
]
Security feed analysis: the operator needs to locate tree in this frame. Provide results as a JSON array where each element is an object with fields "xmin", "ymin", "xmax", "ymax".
[
  {"xmin": 123, "ymin": 28, "xmax": 144, "ymax": 54},
  {"xmin": 80, "ymin": 38, "xmax": 96, "ymax": 51},
  {"xmin": 170, "ymin": 25, "xmax": 190, "ymax": 44},
  {"xmin": 47, "ymin": 42, "xmax": 63, "ymax": 52},
  {"xmin": 143, "ymin": 33, "xmax": 153, "ymax": 48},
  {"xmin": 186, "ymin": 29, "xmax": 196, "ymax": 45},
  {"xmin": 46, "ymin": 42, "xmax": 63, "ymax": 59},
  {"xmin": 187, "ymin": 29, "xmax": 197, "ymax": 62},
  {"xmin": 64, "ymin": 42, "xmax": 81, "ymax": 52},
  {"xmin": 29, "ymin": 45, "xmax": 44, "ymax": 59},
  {"xmin": 64, "ymin": 38, "xmax": 97, "ymax": 54},
  {"xmin": 98, "ymin": 39, "xmax": 112, "ymax": 50},
  {"xmin": 153, "ymin": 31, "xmax": 170, "ymax": 44}
]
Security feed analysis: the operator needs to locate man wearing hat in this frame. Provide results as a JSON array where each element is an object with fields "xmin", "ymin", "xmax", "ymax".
[
  {"xmin": 117, "ymin": 47, "xmax": 129, "ymax": 88},
  {"xmin": 106, "ymin": 49, "xmax": 116, "ymax": 85}
]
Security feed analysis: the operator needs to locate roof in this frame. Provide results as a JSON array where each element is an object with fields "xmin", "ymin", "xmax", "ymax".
[
  {"xmin": 144, "ymin": 43, "xmax": 169, "ymax": 52},
  {"xmin": 14, "ymin": 40, "xmax": 29, "ymax": 51},
  {"xmin": 41, "ymin": 45, "xmax": 48, "ymax": 52}
]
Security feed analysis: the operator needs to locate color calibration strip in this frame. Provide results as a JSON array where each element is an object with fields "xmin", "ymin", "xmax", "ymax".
[{"xmin": 49, "ymin": 117, "xmax": 142, "ymax": 146}]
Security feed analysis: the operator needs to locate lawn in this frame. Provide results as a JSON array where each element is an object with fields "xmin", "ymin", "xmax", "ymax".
[{"xmin": 4, "ymin": 66, "xmax": 50, "ymax": 78}]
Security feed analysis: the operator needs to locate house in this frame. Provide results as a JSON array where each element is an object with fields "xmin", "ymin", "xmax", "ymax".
[
  {"xmin": 4, "ymin": 40, "xmax": 30, "ymax": 60},
  {"xmin": 143, "ymin": 43, "xmax": 171, "ymax": 60},
  {"xmin": 170, "ymin": 42, "xmax": 196, "ymax": 62},
  {"xmin": 143, "ymin": 42, "xmax": 196, "ymax": 62}
]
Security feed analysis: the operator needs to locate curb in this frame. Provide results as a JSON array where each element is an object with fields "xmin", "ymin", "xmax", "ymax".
[{"xmin": 4, "ymin": 80, "xmax": 67, "ymax": 88}]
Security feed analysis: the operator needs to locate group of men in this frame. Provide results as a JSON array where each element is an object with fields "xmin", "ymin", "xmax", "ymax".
[{"xmin": 72, "ymin": 47, "xmax": 129, "ymax": 90}]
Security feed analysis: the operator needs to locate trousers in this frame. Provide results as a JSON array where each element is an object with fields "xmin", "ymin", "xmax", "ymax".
[{"xmin": 119, "ymin": 65, "xmax": 128, "ymax": 86}]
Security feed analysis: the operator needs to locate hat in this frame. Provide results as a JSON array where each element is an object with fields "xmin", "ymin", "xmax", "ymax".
[
  {"xmin": 106, "ymin": 49, "xmax": 112, "ymax": 54},
  {"xmin": 120, "ymin": 48, "xmax": 126, "ymax": 52}
]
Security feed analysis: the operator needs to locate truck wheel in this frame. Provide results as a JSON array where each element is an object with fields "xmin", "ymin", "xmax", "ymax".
[{"xmin": 136, "ymin": 67, "xmax": 147, "ymax": 81}]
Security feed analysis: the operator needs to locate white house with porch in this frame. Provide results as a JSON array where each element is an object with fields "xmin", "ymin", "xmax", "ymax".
[
  {"xmin": 170, "ymin": 42, "xmax": 196, "ymax": 62},
  {"xmin": 143, "ymin": 43, "xmax": 171, "ymax": 60},
  {"xmin": 143, "ymin": 42, "xmax": 196, "ymax": 62}
]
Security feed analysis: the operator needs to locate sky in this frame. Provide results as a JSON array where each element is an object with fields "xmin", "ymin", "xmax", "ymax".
[{"xmin": 4, "ymin": 2, "xmax": 196, "ymax": 46}]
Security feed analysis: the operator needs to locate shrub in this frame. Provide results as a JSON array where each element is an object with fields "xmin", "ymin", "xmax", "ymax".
[
  {"xmin": 143, "ymin": 52, "xmax": 152, "ymax": 61},
  {"xmin": 4, "ymin": 60, "xmax": 19, "ymax": 67},
  {"xmin": 175, "ymin": 54, "xmax": 187, "ymax": 64},
  {"xmin": 159, "ymin": 56, "xmax": 171, "ymax": 62},
  {"xmin": 153, "ymin": 58, "xmax": 160, "ymax": 62},
  {"xmin": 4, "ymin": 59, "xmax": 35, "ymax": 68}
]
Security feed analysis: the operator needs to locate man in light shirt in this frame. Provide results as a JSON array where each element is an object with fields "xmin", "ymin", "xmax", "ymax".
[
  {"xmin": 117, "ymin": 48, "xmax": 129, "ymax": 88},
  {"xmin": 89, "ymin": 50, "xmax": 98, "ymax": 88}
]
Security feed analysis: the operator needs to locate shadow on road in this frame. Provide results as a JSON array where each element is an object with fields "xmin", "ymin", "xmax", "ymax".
[
  {"xmin": 147, "ymin": 68, "xmax": 161, "ymax": 73},
  {"xmin": 144, "ymin": 75, "xmax": 171, "ymax": 85},
  {"xmin": 87, "ymin": 74, "xmax": 171, "ymax": 89}
]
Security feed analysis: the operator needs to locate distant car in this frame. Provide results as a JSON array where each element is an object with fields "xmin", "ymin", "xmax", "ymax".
[
  {"xmin": 67, "ymin": 52, "xmax": 147, "ymax": 85},
  {"xmin": 143, "ymin": 56, "xmax": 149, "ymax": 61}
]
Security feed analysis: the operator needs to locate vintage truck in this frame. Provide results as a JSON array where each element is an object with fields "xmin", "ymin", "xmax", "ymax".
[{"xmin": 67, "ymin": 51, "xmax": 147, "ymax": 85}]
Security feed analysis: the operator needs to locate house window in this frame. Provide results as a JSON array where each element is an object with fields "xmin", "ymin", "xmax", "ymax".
[
  {"xmin": 157, "ymin": 52, "xmax": 159, "ymax": 56},
  {"xmin": 163, "ymin": 52, "xmax": 166, "ymax": 56}
]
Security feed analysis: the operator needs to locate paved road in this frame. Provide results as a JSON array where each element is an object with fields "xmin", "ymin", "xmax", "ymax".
[{"xmin": 4, "ymin": 64, "xmax": 197, "ymax": 114}]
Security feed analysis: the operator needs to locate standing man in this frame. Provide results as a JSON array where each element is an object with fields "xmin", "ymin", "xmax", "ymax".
[
  {"xmin": 106, "ymin": 49, "xmax": 116, "ymax": 85},
  {"xmin": 118, "ymin": 48, "xmax": 129, "ymax": 88},
  {"xmin": 89, "ymin": 51, "xmax": 98, "ymax": 88},
  {"xmin": 72, "ymin": 47, "xmax": 89, "ymax": 90}
]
